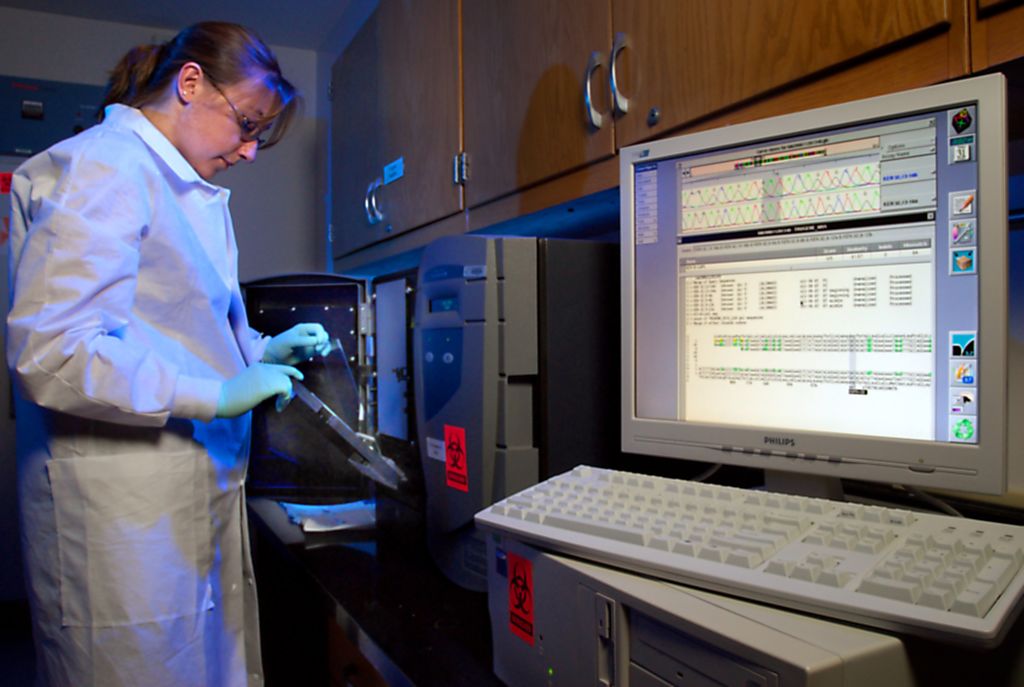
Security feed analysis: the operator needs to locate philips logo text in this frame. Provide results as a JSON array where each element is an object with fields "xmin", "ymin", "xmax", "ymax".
[{"xmin": 763, "ymin": 436, "xmax": 796, "ymax": 447}]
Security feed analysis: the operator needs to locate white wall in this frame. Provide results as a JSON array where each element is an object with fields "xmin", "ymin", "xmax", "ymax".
[
  {"xmin": 0, "ymin": 6, "xmax": 324, "ymax": 601},
  {"xmin": 0, "ymin": 6, "xmax": 323, "ymax": 281}
]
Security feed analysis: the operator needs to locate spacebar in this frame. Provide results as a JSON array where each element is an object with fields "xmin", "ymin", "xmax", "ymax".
[{"xmin": 543, "ymin": 515, "xmax": 646, "ymax": 545}]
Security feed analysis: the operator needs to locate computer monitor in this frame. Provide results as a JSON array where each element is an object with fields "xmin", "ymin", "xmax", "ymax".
[{"xmin": 621, "ymin": 74, "xmax": 1008, "ymax": 497}]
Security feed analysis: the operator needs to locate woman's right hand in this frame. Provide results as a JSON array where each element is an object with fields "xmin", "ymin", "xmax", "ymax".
[{"xmin": 215, "ymin": 363, "xmax": 303, "ymax": 418}]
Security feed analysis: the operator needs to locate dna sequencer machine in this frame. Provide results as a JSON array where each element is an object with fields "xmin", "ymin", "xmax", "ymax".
[{"xmin": 414, "ymin": 235, "xmax": 620, "ymax": 591}]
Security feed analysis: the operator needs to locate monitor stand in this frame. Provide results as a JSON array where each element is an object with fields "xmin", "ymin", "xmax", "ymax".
[{"xmin": 764, "ymin": 470, "xmax": 844, "ymax": 501}]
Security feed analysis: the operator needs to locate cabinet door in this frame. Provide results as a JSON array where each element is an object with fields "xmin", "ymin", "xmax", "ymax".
[
  {"xmin": 331, "ymin": 11, "xmax": 382, "ymax": 257},
  {"xmin": 463, "ymin": 0, "xmax": 614, "ymax": 209},
  {"xmin": 971, "ymin": 0, "xmax": 1024, "ymax": 70},
  {"xmin": 331, "ymin": 0, "xmax": 461, "ymax": 257},
  {"xmin": 612, "ymin": 0, "xmax": 963, "ymax": 147}
]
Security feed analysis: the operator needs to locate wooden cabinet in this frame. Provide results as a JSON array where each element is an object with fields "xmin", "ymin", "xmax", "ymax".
[
  {"xmin": 971, "ymin": 0, "xmax": 1024, "ymax": 71},
  {"xmin": 459, "ymin": 0, "xmax": 966, "ymax": 211},
  {"xmin": 332, "ymin": 0, "xmax": 974, "ymax": 268},
  {"xmin": 612, "ymin": 0, "xmax": 966, "ymax": 146},
  {"xmin": 331, "ymin": 0, "xmax": 461, "ymax": 257},
  {"xmin": 462, "ymin": 0, "xmax": 614, "ymax": 209}
]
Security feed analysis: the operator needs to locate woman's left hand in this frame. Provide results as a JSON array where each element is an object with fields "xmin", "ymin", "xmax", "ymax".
[{"xmin": 263, "ymin": 323, "xmax": 330, "ymax": 365}]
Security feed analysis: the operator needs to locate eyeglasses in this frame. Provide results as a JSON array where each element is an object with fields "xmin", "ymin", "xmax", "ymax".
[{"xmin": 207, "ymin": 79, "xmax": 268, "ymax": 149}]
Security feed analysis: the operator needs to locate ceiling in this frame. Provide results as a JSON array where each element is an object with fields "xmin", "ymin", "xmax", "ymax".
[{"xmin": 0, "ymin": 0, "xmax": 358, "ymax": 51}]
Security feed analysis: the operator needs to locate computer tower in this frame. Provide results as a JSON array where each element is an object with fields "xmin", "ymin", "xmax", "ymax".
[{"xmin": 488, "ymin": 537, "xmax": 914, "ymax": 687}]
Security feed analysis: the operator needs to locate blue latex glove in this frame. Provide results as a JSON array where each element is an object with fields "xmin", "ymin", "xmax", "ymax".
[
  {"xmin": 263, "ymin": 323, "xmax": 331, "ymax": 365},
  {"xmin": 215, "ymin": 363, "xmax": 304, "ymax": 418}
]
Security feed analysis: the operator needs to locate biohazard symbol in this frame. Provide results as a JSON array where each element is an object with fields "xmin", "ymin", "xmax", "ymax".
[
  {"xmin": 446, "ymin": 434, "xmax": 465, "ymax": 470},
  {"xmin": 510, "ymin": 561, "xmax": 532, "ymax": 614},
  {"xmin": 507, "ymin": 552, "xmax": 534, "ymax": 644}
]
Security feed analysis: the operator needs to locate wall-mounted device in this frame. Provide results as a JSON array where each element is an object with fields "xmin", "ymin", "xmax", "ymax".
[{"xmin": 0, "ymin": 75, "xmax": 103, "ymax": 156}]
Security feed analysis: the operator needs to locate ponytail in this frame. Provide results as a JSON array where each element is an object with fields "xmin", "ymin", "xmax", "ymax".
[{"xmin": 100, "ymin": 44, "xmax": 164, "ymax": 117}]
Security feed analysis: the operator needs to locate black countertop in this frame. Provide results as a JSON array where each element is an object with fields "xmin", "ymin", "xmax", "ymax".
[{"xmin": 248, "ymin": 497, "xmax": 502, "ymax": 687}]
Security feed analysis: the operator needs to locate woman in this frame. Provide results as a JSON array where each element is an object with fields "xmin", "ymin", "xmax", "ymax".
[{"xmin": 7, "ymin": 21, "xmax": 326, "ymax": 687}]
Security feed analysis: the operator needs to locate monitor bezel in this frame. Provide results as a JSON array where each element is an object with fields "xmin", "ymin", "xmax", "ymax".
[{"xmin": 620, "ymin": 74, "xmax": 1008, "ymax": 495}]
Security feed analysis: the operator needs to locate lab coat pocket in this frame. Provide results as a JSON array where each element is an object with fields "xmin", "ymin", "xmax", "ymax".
[{"xmin": 48, "ymin": 450, "xmax": 211, "ymax": 628}]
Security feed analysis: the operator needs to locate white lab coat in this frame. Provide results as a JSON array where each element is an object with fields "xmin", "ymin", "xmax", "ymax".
[{"xmin": 7, "ymin": 104, "xmax": 268, "ymax": 687}]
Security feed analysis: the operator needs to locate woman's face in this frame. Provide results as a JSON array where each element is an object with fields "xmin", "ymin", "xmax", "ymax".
[{"xmin": 177, "ymin": 73, "xmax": 276, "ymax": 180}]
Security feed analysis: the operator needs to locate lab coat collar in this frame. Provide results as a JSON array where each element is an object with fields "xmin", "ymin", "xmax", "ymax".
[{"xmin": 102, "ymin": 104, "xmax": 229, "ymax": 198}]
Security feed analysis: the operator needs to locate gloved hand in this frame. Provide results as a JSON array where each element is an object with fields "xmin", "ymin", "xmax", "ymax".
[
  {"xmin": 215, "ymin": 363, "xmax": 304, "ymax": 418},
  {"xmin": 263, "ymin": 323, "xmax": 331, "ymax": 365}
]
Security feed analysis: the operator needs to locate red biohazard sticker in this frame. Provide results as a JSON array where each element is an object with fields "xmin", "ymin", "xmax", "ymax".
[
  {"xmin": 507, "ymin": 552, "xmax": 534, "ymax": 645},
  {"xmin": 443, "ymin": 424, "xmax": 468, "ymax": 492},
  {"xmin": 0, "ymin": 173, "xmax": 11, "ymax": 195}
]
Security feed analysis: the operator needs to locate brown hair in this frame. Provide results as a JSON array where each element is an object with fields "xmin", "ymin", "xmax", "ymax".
[{"xmin": 101, "ymin": 21, "xmax": 300, "ymax": 149}]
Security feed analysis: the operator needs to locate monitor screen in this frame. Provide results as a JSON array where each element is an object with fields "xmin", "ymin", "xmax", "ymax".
[{"xmin": 621, "ymin": 74, "xmax": 1008, "ymax": 495}]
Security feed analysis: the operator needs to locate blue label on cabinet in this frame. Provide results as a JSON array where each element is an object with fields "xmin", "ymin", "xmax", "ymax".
[{"xmin": 383, "ymin": 157, "xmax": 405, "ymax": 185}]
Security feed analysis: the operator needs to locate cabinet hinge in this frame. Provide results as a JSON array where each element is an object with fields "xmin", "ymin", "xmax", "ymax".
[
  {"xmin": 359, "ymin": 301, "xmax": 374, "ymax": 336},
  {"xmin": 452, "ymin": 151, "xmax": 469, "ymax": 185}
]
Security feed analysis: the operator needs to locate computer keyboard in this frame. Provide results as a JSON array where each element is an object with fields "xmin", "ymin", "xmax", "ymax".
[{"xmin": 475, "ymin": 465, "xmax": 1024, "ymax": 646}]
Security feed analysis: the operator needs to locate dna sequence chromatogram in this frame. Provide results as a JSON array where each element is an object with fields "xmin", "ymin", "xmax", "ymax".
[{"xmin": 681, "ymin": 161, "xmax": 882, "ymax": 233}]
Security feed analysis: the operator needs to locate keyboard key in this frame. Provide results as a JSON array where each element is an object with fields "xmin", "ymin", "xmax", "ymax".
[
  {"xmin": 829, "ymin": 534, "xmax": 857, "ymax": 550},
  {"xmin": 672, "ymin": 540, "xmax": 700, "ymax": 557},
  {"xmin": 709, "ymin": 535, "xmax": 773, "ymax": 558},
  {"xmin": 875, "ymin": 563, "xmax": 906, "ymax": 580},
  {"xmin": 887, "ymin": 511, "xmax": 917, "ymax": 527},
  {"xmin": 791, "ymin": 562, "xmax": 821, "ymax": 582},
  {"xmin": 951, "ymin": 581, "xmax": 999, "ymax": 617},
  {"xmin": 854, "ymin": 538, "xmax": 887, "ymax": 555},
  {"xmin": 698, "ymin": 546, "xmax": 725, "ymax": 563},
  {"xmin": 818, "ymin": 569, "xmax": 854, "ymax": 587},
  {"xmin": 920, "ymin": 586, "xmax": 955, "ymax": 611},
  {"xmin": 805, "ymin": 501, "xmax": 828, "ymax": 515},
  {"xmin": 733, "ymin": 530, "xmax": 782, "ymax": 554},
  {"xmin": 724, "ymin": 550, "xmax": 763, "ymax": 568},
  {"xmin": 963, "ymin": 539, "xmax": 992, "ymax": 558},
  {"xmin": 543, "ymin": 514, "xmax": 646, "ymax": 545},
  {"xmin": 933, "ymin": 574, "xmax": 968, "ymax": 595},
  {"xmin": 954, "ymin": 552, "xmax": 985, "ymax": 575},
  {"xmin": 764, "ymin": 560, "xmax": 795, "ymax": 577},
  {"xmin": 976, "ymin": 557, "xmax": 1016, "ymax": 590},
  {"xmin": 649, "ymin": 537, "xmax": 670, "ymax": 551},
  {"xmin": 902, "ymin": 569, "xmax": 935, "ymax": 589},
  {"xmin": 930, "ymin": 534, "xmax": 962, "ymax": 553},
  {"xmin": 859, "ymin": 576, "xmax": 922, "ymax": 603},
  {"xmin": 924, "ymin": 549, "xmax": 953, "ymax": 567},
  {"xmin": 861, "ymin": 507, "xmax": 885, "ymax": 523},
  {"xmin": 993, "ymin": 543, "xmax": 1024, "ymax": 568}
]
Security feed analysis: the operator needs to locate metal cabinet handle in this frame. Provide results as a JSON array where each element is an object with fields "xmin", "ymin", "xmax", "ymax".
[
  {"xmin": 364, "ymin": 177, "xmax": 383, "ymax": 225},
  {"xmin": 584, "ymin": 50, "xmax": 606, "ymax": 129},
  {"xmin": 610, "ymin": 32, "xmax": 630, "ymax": 116},
  {"xmin": 370, "ymin": 178, "xmax": 384, "ymax": 224},
  {"xmin": 364, "ymin": 179, "xmax": 376, "ymax": 224}
]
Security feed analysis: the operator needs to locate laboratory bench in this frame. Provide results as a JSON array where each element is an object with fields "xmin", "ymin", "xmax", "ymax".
[{"xmin": 248, "ymin": 496, "xmax": 502, "ymax": 687}]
